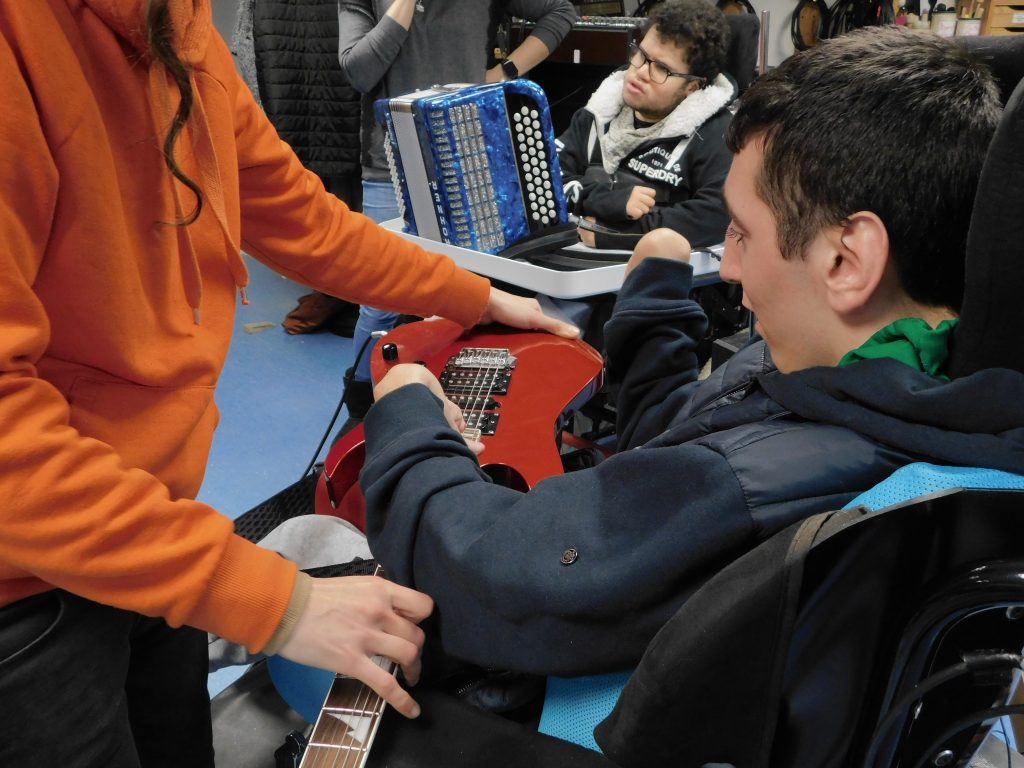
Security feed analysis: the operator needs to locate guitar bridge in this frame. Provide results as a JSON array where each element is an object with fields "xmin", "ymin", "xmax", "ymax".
[{"xmin": 451, "ymin": 348, "xmax": 517, "ymax": 369}]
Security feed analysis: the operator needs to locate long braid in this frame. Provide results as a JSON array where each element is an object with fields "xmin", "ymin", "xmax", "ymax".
[{"xmin": 146, "ymin": 0, "xmax": 203, "ymax": 224}]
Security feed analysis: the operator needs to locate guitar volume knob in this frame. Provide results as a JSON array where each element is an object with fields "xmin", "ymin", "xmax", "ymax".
[{"xmin": 381, "ymin": 343, "xmax": 399, "ymax": 362}]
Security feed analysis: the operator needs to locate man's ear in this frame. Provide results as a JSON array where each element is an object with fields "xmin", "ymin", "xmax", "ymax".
[{"xmin": 821, "ymin": 211, "xmax": 890, "ymax": 316}]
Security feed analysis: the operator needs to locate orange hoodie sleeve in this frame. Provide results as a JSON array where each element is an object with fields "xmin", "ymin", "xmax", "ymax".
[
  {"xmin": 224, "ymin": 38, "xmax": 491, "ymax": 329},
  {"xmin": 0, "ymin": 27, "xmax": 294, "ymax": 653}
]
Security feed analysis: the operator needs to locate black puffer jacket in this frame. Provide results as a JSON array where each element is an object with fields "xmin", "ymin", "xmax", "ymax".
[{"xmin": 251, "ymin": 0, "xmax": 361, "ymax": 179}]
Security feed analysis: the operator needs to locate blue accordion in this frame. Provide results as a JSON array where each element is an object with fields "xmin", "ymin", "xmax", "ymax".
[{"xmin": 375, "ymin": 80, "xmax": 569, "ymax": 255}]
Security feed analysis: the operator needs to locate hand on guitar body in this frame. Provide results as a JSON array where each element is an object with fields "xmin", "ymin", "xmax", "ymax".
[
  {"xmin": 481, "ymin": 287, "xmax": 580, "ymax": 340},
  {"xmin": 277, "ymin": 576, "xmax": 434, "ymax": 718},
  {"xmin": 374, "ymin": 364, "xmax": 486, "ymax": 456}
]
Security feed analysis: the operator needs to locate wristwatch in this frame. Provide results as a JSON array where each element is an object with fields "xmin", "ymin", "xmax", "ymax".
[{"xmin": 500, "ymin": 58, "xmax": 519, "ymax": 80}]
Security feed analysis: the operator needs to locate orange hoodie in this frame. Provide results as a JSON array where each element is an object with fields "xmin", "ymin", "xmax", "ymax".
[{"xmin": 0, "ymin": 0, "xmax": 489, "ymax": 652}]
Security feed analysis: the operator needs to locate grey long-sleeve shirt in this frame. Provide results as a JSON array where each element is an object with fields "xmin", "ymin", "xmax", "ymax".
[{"xmin": 338, "ymin": 0, "xmax": 575, "ymax": 177}]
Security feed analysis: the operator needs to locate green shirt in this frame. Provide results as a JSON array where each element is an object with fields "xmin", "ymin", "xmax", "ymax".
[{"xmin": 838, "ymin": 317, "xmax": 959, "ymax": 379}]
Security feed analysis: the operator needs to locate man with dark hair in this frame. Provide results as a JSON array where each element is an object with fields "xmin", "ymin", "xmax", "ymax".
[
  {"xmin": 356, "ymin": 27, "xmax": 1024, "ymax": 678},
  {"xmin": 724, "ymin": 27, "xmax": 987, "ymax": 314},
  {"xmin": 556, "ymin": 0, "xmax": 734, "ymax": 250}
]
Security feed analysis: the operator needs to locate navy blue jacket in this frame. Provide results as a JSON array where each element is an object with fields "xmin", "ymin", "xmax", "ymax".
[{"xmin": 360, "ymin": 258, "xmax": 1024, "ymax": 676}]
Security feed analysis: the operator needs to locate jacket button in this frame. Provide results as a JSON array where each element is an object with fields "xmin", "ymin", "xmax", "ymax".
[{"xmin": 560, "ymin": 548, "xmax": 578, "ymax": 565}]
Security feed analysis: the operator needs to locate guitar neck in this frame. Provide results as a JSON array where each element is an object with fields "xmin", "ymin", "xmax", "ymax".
[
  {"xmin": 299, "ymin": 563, "xmax": 394, "ymax": 767},
  {"xmin": 298, "ymin": 659, "xmax": 393, "ymax": 767}
]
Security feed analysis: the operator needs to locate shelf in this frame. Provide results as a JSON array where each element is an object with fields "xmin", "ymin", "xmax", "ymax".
[
  {"xmin": 981, "ymin": 0, "xmax": 1024, "ymax": 33},
  {"xmin": 382, "ymin": 218, "xmax": 723, "ymax": 298}
]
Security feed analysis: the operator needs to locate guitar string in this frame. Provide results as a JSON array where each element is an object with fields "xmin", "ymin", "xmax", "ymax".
[
  {"xmin": 465, "ymin": 351, "xmax": 488, "ymax": 437},
  {"xmin": 343, "ymin": 655, "xmax": 389, "ymax": 768},
  {"xmin": 337, "ymin": 563, "xmax": 395, "ymax": 768},
  {"xmin": 457, "ymin": 349, "xmax": 484, "ymax": 438},
  {"xmin": 305, "ymin": 565, "xmax": 380, "ymax": 768},
  {"xmin": 313, "ymin": 640, "xmax": 372, "ymax": 768},
  {"xmin": 323, "ymin": 680, "xmax": 349, "ymax": 768},
  {"xmin": 336, "ymin": 562, "xmax": 391, "ymax": 768},
  {"xmin": 330, "ymin": 654, "xmax": 392, "ymax": 768},
  {"xmin": 327, "ymin": 564, "xmax": 394, "ymax": 768},
  {"xmin": 462, "ymin": 348, "xmax": 500, "ymax": 442},
  {"xmin": 306, "ymin": 693, "xmax": 332, "ymax": 768}
]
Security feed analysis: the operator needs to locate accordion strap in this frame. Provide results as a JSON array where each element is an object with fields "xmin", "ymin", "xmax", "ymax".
[{"xmin": 497, "ymin": 223, "xmax": 581, "ymax": 262}]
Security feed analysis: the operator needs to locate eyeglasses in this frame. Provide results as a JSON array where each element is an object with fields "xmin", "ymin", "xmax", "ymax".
[{"xmin": 627, "ymin": 42, "xmax": 707, "ymax": 87}]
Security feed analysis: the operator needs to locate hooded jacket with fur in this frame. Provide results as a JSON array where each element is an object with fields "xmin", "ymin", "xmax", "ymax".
[
  {"xmin": 556, "ymin": 69, "xmax": 734, "ymax": 249},
  {"xmin": 0, "ymin": 0, "xmax": 489, "ymax": 652}
]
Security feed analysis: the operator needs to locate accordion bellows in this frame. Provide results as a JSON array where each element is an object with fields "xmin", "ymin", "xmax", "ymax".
[{"xmin": 375, "ymin": 80, "xmax": 569, "ymax": 255}]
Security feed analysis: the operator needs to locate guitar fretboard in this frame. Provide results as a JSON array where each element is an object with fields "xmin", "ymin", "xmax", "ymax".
[
  {"xmin": 299, "ymin": 659, "xmax": 393, "ymax": 767},
  {"xmin": 299, "ymin": 565, "xmax": 395, "ymax": 767}
]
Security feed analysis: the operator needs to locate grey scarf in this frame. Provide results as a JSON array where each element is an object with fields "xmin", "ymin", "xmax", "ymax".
[{"xmin": 601, "ymin": 107, "xmax": 672, "ymax": 175}]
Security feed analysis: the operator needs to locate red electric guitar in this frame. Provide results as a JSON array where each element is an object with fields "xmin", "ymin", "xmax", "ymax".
[
  {"xmin": 290, "ymin": 320, "xmax": 603, "ymax": 766},
  {"xmin": 314, "ymin": 318, "xmax": 605, "ymax": 531}
]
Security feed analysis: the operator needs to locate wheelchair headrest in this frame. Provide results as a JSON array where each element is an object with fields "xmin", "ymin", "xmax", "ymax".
[
  {"xmin": 724, "ymin": 13, "xmax": 761, "ymax": 96},
  {"xmin": 958, "ymin": 34, "xmax": 1024, "ymax": 106},
  {"xmin": 948, "ymin": 52, "xmax": 1024, "ymax": 378}
]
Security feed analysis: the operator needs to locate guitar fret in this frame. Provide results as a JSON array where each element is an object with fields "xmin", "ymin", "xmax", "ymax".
[
  {"xmin": 305, "ymin": 742, "xmax": 370, "ymax": 752},
  {"xmin": 321, "ymin": 706, "xmax": 382, "ymax": 717}
]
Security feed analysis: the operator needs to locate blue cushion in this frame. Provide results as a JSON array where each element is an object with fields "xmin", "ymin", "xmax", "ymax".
[
  {"xmin": 844, "ymin": 463, "xmax": 1024, "ymax": 512},
  {"xmin": 538, "ymin": 671, "xmax": 632, "ymax": 752},
  {"xmin": 266, "ymin": 655, "xmax": 334, "ymax": 725}
]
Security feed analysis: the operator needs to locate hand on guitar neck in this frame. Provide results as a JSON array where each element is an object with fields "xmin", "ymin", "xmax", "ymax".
[
  {"xmin": 374, "ymin": 363, "xmax": 487, "ymax": 455},
  {"xmin": 276, "ymin": 575, "xmax": 434, "ymax": 718}
]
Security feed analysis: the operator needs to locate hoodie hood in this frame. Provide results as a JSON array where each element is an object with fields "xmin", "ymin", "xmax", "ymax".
[
  {"xmin": 759, "ymin": 357, "xmax": 1024, "ymax": 475},
  {"xmin": 585, "ymin": 68, "xmax": 735, "ymax": 138},
  {"xmin": 83, "ymin": 0, "xmax": 211, "ymax": 64},
  {"xmin": 83, "ymin": 0, "xmax": 248, "ymax": 322},
  {"xmin": 584, "ymin": 69, "xmax": 734, "ymax": 177}
]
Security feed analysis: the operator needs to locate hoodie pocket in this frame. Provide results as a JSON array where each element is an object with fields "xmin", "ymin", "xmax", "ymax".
[{"xmin": 67, "ymin": 376, "xmax": 219, "ymax": 499}]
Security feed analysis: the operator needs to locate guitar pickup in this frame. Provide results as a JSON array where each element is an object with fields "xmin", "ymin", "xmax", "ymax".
[
  {"xmin": 440, "ymin": 368, "xmax": 511, "ymax": 395},
  {"xmin": 464, "ymin": 412, "xmax": 500, "ymax": 436},
  {"xmin": 448, "ymin": 395, "xmax": 500, "ymax": 411}
]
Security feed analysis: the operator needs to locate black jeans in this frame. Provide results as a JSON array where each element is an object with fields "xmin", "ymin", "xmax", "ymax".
[{"xmin": 0, "ymin": 590, "xmax": 214, "ymax": 768}]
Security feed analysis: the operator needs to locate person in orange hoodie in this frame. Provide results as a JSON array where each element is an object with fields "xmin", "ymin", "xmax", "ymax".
[{"xmin": 0, "ymin": 1, "xmax": 578, "ymax": 766}]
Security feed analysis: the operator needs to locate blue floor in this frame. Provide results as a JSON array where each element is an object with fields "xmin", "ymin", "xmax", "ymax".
[
  {"xmin": 199, "ymin": 254, "xmax": 354, "ymax": 695},
  {"xmin": 198, "ymin": 255, "xmax": 353, "ymax": 516}
]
